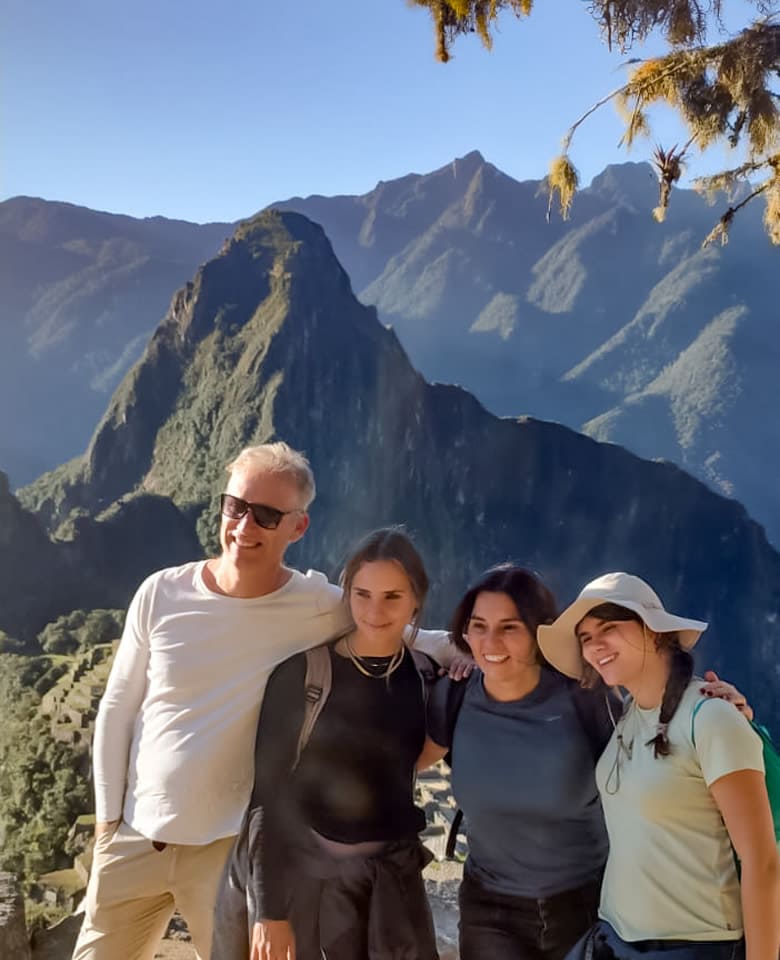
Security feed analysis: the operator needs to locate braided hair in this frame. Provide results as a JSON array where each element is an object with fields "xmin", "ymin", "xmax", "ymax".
[{"xmin": 646, "ymin": 637, "xmax": 693, "ymax": 758}]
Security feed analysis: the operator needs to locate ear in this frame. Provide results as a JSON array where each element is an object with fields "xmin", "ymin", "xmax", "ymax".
[{"xmin": 289, "ymin": 511, "xmax": 310, "ymax": 544}]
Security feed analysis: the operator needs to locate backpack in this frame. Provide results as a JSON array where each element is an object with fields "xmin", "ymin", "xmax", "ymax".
[
  {"xmin": 691, "ymin": 699, "xmax": 780, "ymax": 848},
  {"xmin": 220, "ymin": 642, "xmax": 437, "ymax": 936},
  {"xmin": 294, "ymin": 641, "xmax": 438, "ymax": 769}
]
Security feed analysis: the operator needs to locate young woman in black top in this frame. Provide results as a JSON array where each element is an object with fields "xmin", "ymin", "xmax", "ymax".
[{"xmin": 247, "ymin": 528, "xmax": 439, "ymax": 960}]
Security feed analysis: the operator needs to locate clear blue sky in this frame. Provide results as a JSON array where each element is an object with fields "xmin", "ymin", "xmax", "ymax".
[{"xmin": 2, "ymin": 0, "xmax": 752, "ymax": 223}]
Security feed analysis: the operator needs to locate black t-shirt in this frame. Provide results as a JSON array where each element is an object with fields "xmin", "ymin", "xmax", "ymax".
[
  {"xmin": 250, "ymin": 645, "xmax": 429, "ymax": 918},
  {"xmin": 295, "ymin": 648, "xmax": 427, "ymax": 841}
]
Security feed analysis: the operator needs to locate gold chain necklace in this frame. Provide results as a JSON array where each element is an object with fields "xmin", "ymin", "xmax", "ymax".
[{"xmin": 344, "ymin": 635, "xmax": 406, "ymax": 679}]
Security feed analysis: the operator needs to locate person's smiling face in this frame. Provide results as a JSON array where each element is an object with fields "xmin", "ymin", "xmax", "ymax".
[
  {"xmin": 218, "ymin": 467, "xmax": 308, "ymax": 573},
  {"xmin": 577, "ymin": 612, "xmax": 650, "ymax": 687},
  {"xmin": 464, "ymin": 591, "xmax": 537, "ymax": 680},
  {"xmin": 348, "ymin": 560, "xmax": 418, "ymax": 649}
]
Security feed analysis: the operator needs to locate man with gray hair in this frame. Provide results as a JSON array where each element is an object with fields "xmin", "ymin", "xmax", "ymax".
[{"xmin": 73, "ymin": 442, "xmax": 452, "ymax": 960}]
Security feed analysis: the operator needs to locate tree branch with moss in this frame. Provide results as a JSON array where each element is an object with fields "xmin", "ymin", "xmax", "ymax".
[{"xmin": 411, "ymin": 1, "xmax": 780, "ymax": 242}]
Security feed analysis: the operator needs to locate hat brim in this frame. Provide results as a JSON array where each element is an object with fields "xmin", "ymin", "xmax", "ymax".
[{"xmin": 537, "ymin": 596, "xmax": 708, "ymax": 680}]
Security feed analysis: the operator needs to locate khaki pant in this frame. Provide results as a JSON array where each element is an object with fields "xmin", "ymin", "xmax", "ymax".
[{"xmin": 72, "ymin": 821, "xmax": 235, "ymax": 960}]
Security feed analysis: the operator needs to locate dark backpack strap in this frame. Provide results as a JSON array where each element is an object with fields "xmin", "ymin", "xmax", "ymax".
[
  {"xmin": 294, "ymin": 644, "xmax": 332, "ymax": 770},
  {"xmin": 442, "ymin": 675, "xmax": 469, "ymax": 758},
  {"xmin": 410, "ymin": 648, "xmax": 438, "ymax": 693},
  {"xmin": 445, "ymin": 808, "xmax": 464, "ymax": 859},
  {"xmin": 435, "ymin": 674, "xmax": 469, "ymax": 859},
  {"xmin": 570, "ymin": 680, "xmax": 622, "ymax": 760},
  {"xmin": 410, "ymin": 648, "xmax": 466, "ymax": 853},
  {"xmin": 296, "ymin": 645, "xmax": 432, "ymax": 771}
]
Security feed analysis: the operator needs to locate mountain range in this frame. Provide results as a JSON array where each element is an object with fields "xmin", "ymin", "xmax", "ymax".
[
  {"xmin": 0, "ymin": 197, "xmax": 230, "ymax": 483},
  {"xmin": 9, "ymin": 209, "xmax": 779, "ymax": 732},
  {"xmin": 2, "ymin": 155, "xmax": 778, "ymax": 546},
  {"xmin": 276, "ymin": 152, "xmax": 780, "ymax": 545}
]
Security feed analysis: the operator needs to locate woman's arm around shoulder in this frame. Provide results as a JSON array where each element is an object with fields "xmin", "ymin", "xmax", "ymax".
[{"xmin": 699, "ymin": 669, "xmax": 754, "ymax": 721}]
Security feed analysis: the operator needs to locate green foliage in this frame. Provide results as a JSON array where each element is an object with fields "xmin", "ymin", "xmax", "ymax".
[
  {"xmin": 411, "ymin": 1, "xmax": 780, "ymax": 242},
  {"xmin": 37, "ymin": 608, "xmax": 124, "ymax": 655},
  {"xmin": 32, "ymin": 660, "xmax": 70, "ymax": 697},
  {"xmin": 16, "ymin": 456, "xmax": 86, "ymax": 527},
  {"xmin": 412, "ymin": 0, "xmax": 533, "ymax": 62},
  {"xmin": 0, "ymin": 656, "xmax": 92, "ymax": 880},
  {"xmin": 546, "ymin": 155, "xmax": 580, "ymax": 221},
  {"xmin": 196, "ymin": 501, "xmax": 222, "ymax": 557},
  {"xmin": 25, "ymin": 901, "xmax": 71, "ymax": 937},
  {"xmin": 11, "ymin": 654, "xmax": 76, "ymax": 695}
]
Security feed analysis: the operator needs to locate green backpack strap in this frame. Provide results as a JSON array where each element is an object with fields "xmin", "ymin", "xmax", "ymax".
[
  {"xmin": 689, "ymin": 696, "xmax": 710, "ymax": 747},
  {"xmin": 750, "ymin": 722, "xmax": 780, "ymax": 845},
  {"xmin": 294, "ymin": 644, "xmax": 333, "ymax": 770},
  {"xmin": 691, "ymin": 697, "xmax": 780, "ymax": 847}
]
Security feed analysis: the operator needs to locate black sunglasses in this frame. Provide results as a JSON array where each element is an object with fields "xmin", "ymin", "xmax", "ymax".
[{"xmin": 220, "ymin": 493, "xmax": 300, "ymax": 530}]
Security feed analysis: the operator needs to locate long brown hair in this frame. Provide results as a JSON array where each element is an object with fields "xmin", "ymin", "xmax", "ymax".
[
  {"xmin": 340, "ymin": 528, "xmax": 429, "ymax": 642},
  {"xmin": 580, "ymin": 602, "xmax": 692, "ymax": 758}
]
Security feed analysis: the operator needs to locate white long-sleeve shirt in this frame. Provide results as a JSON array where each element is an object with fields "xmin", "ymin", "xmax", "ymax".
[{"xmin": 93, "ymin": 560, "xmax": 451, "ymax": 844}]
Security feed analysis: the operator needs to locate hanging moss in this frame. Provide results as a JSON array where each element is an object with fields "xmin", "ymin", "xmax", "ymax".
[
  {"xmin": 412, "ymin": 0, "xmax": 533, "ymax": 61},
  {"xmin": 411, "ymin": 1, "xmax": 779, "ymax": 241},
  {"xmin": 546, "ymin": 154, "xmax": 580, "ymax": 220}
]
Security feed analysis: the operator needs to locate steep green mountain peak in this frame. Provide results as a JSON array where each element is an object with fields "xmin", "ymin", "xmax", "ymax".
[{"xmin": 18, "ymin": 207, "xmax": 385, "ymax": 533}]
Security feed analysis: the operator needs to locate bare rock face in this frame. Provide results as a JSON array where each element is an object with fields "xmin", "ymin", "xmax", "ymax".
[{"xmin": 0, "ymin": 872, "xmax": 30, "ymax": 960}]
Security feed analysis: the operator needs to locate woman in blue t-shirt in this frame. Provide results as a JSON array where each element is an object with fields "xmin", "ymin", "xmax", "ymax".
[{"xmin": 420, "ymin": 564, "xmax": 751, "ymax": 960}]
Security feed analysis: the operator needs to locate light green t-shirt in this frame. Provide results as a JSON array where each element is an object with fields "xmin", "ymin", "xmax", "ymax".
[{"xmin": 596, "ymin": 680, "xmax": 764, "ymax": 942}]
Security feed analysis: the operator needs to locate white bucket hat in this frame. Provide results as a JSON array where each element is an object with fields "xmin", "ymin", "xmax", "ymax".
[{"xmin": 537, "ymin": 572, "xmax": 708, "ymax": 680}]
